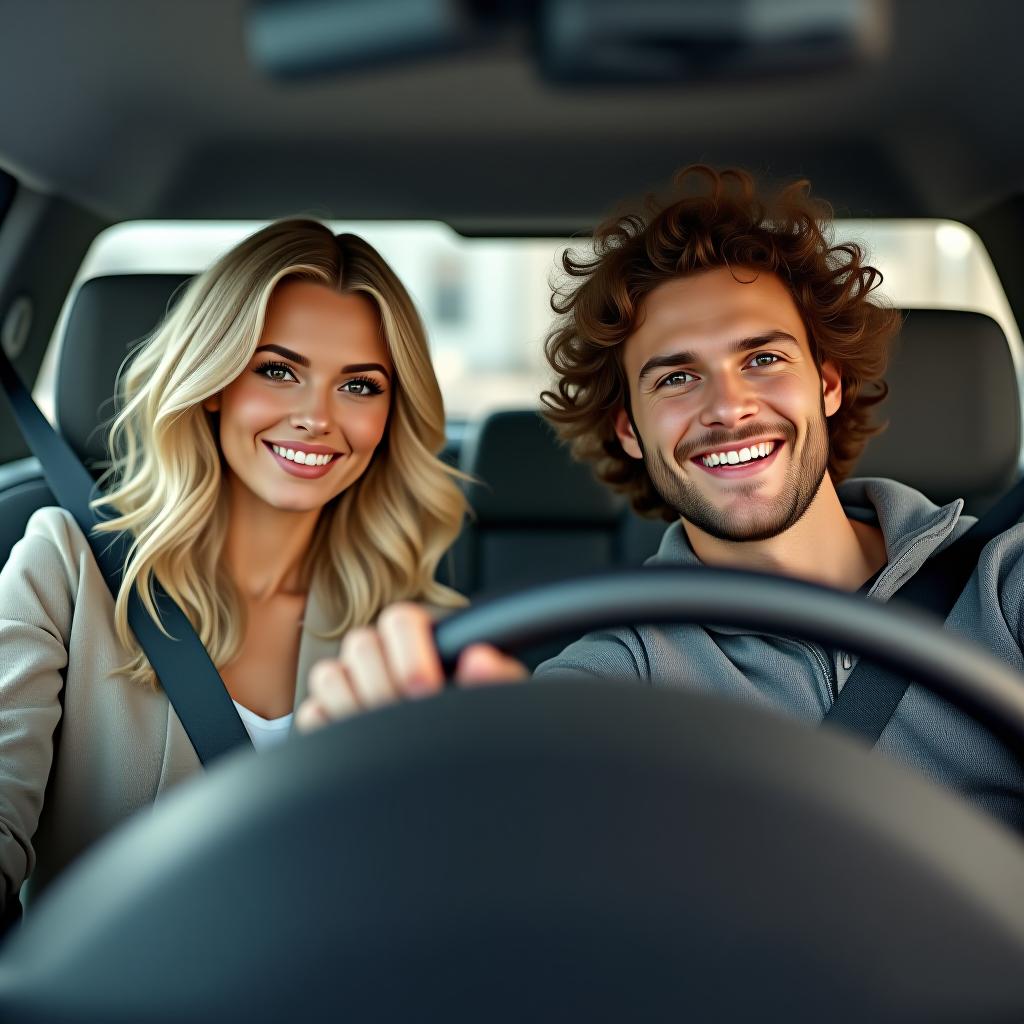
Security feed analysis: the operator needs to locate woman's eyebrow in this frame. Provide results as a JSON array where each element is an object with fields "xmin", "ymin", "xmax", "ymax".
[
  {"xmin": 341, "ymin": 362, "xmax": 391, "ymax": 380},
  {"xmin": 255, "ymin": 345, "xmax": 390, "ymax": 380},
  {"xmin": 255, "ymin": 343, "xmax": 309, "ymax": 366},
  {"xmin": 636, "ymin": 331, "xmax": 799, "ymax": 384}
]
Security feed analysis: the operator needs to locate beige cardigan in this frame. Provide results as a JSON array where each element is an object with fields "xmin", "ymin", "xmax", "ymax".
[{"xmin": 0, "ymin": 506, "xmax": 340, "ymax": 912}]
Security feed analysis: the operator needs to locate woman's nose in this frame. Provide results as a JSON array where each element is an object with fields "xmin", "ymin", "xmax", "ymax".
[{"xmin": 291, "ymin": 390, "xmax": 332, "ymax": 435}]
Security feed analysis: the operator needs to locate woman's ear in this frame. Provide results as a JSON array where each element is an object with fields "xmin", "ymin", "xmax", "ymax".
[
  {"xmin": 821, "ymin": 360, "xmax": 842, "ymax": 418},
  {"xmin": 202, "ymin": 394, "xmax": 221, "ymax": 414},
  {"xmin": 614, "ymin": 406, "xmax": 644, "ymax": 460}
]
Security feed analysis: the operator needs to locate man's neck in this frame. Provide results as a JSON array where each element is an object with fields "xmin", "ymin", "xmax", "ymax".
[{"xmin": 682, "ymin": 478, "xmax": 888, "ymax": 592}]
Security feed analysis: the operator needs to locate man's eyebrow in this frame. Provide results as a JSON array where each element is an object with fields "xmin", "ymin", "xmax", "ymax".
[
  {"xmin": 254, "ymin": 345, "xmax": 390, "ymax": 380},
  {"xmin": 636, "ymin": 331, "xmax": 800, "ymax": 384}
]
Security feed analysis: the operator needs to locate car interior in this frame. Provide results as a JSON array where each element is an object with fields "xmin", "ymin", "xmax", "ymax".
[{"xmin": 2, "ymin": 0, "xmax": 1024, "ymax": 1019}]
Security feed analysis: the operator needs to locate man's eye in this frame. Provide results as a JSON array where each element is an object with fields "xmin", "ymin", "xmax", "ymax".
[
  {"xmin": 254, "ymin": 360, "xmax": 298, "ymax": 382},
  {"xmin": 659, "ymin": 371, "xmax": 698, "ymax": 388},
  {"xmin": 749, "ymin": 353, "xmax": 781, "ymax": 368}
]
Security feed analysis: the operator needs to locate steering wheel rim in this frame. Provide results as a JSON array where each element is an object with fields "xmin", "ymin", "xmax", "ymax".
[{"xmin": 435, "ymin": 566, "xmax": 1024, "ymax": 756}]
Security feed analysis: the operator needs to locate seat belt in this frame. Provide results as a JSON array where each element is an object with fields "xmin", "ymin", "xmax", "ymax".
[
  {"xmin": 0, "ymin": 349, "xmax": 252, "ymax": 763},
  {"xmin": 824, "ymin": 478, "xmax": 1024, "ymax": 745}
]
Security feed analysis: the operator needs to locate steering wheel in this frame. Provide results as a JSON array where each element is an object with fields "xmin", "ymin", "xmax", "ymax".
[
  {"xmin": 2, "ymin": 568, "xmax": 1024, "ymax": 1023},
  {"xmin": 436, "ymin": 566, "xmax": 1024, "ymax": 752}
]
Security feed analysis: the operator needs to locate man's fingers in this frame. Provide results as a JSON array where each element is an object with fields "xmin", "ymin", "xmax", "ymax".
[
  {"xmin": 377, "ymin": 602, "xmax": 444, "ymax": 698},
  {"xmin": 455, "ymin": 644, "xmax": 529, "ymax": 686}
]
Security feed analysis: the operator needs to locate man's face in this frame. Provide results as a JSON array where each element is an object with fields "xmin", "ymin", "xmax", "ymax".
[{"xmin": 614, "ymin": 268, "xmax": 842, "ymax": 543}]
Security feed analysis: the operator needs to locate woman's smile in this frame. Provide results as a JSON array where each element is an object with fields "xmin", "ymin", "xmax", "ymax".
[{"xmin": 263, "ymin": 440, "xmax": 342, "ymax": 478}]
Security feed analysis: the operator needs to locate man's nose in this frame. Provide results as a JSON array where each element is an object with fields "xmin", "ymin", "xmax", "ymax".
[{"xmin": 698, "ymin": 372, "xmax": 759, "ymax": 429}]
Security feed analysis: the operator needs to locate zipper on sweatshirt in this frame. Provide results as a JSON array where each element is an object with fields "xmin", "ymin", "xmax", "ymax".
[{"xmin": 802, "ymin": 641, "xmax": 837, "ymax": 704}]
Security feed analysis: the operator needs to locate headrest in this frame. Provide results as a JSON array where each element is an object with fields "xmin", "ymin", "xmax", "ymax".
[
  {"xmin": 461, "ymin": 410, "xmax": 624, "ymax": 525},
  {"xmin": 854, "ymin": 309, "xmax": 1019, "ymax": 509},
  {"xmin": 57, "ymin": 274, "xmax": 191, "ymax": 466}
]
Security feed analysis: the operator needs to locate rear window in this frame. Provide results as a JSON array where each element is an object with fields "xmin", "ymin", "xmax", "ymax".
[{"xmin": 36, "ymin": 219, "xmax": 1022, "ymax": 424}]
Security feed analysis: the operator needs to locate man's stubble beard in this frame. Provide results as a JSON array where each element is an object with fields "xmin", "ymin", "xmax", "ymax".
[{"xmin": 641, "ymin": 403, "xmax": 831, "ymax": 543}]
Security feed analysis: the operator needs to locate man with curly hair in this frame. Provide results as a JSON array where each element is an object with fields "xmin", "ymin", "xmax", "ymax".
[{"xmin": 297, "ymin": 166, "xmax": 1023, "ymax": 827}]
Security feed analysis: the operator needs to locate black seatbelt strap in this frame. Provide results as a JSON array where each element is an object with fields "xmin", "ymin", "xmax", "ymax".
[
  {"xmin": 0, "ymin": 349, "xmax": 252, "ymax": 763},
  {"xmin": 824, "ymin": 478, "xmax": 1024, "ymax": 745}
]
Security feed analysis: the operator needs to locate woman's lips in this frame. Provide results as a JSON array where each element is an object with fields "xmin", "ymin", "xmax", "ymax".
[
  {"xmin": 692, "ymin": 442, "xmax": 782, "ymax": 479},
  {"xmin": 263, "ymin": 441, "xmax": 339, "ymax": 478}
]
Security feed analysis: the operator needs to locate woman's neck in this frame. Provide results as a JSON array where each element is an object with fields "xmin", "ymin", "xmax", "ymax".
[{"xmin": 222, "ymin": 479, "xmax": 321, "ymax": 601}]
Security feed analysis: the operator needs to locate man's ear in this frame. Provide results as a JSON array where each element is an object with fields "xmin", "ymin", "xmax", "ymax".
[
  {"xmin": 821, "ymin": 360, "xmax": 842, "ymax": 418},
  {"xmin": 614, "ymin": 406, "xmax": 644, "ymax": 460},
  {"xmin": 202, "ymin": 394, "xmax": 221, "ymax": 414}
]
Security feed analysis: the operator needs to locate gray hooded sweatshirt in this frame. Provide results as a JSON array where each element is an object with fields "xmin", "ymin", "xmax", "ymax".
[{"xmin": 535, "ymin": 477, "xmax": 1024, "ymax": 829}]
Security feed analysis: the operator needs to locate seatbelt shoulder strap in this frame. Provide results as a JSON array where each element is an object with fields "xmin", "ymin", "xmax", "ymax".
[
  {"xmin": 0, "ymin": 348, "xmax": 252, "ymax": 763},
  {"xmin": 824, "ymin": 478, "xmax": 1024, "ymax": 744}
]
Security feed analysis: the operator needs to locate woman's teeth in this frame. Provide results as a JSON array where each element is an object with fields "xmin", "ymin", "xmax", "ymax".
[
  {"xmin": 271, "ymin": 444, "xmax": 336, "ymax": 467},
  {"xmin": 701, "ymin": 441, "xmax": 776, "ymax": 468}
]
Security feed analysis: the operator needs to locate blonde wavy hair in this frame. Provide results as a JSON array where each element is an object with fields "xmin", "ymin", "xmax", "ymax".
[{"xmin": 92, "ymin": 220, "xmax": 467, "ymax": 688}]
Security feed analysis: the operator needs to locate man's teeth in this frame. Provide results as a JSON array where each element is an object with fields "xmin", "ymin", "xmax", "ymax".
[
  {"xmin": 701, "ymin": 441, "xmax": 776, "ymax": 468},
  {"xmin": 271, "ymin": 444, "xmax": 336, "ymax": 467}
]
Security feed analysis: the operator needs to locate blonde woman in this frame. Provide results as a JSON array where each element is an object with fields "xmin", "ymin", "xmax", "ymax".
[{"xmin": 0, "ymin": 220, "xmax": 467, "ymax": 919}]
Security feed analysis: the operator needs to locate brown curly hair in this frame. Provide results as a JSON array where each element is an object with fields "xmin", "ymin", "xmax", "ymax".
[{"xmin": 541, "ymin": 165, "xmax": 902, "ymax": 521}]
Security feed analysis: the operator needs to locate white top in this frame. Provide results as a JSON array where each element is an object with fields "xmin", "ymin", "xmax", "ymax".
[{"xmin": 232, "ymin": 700, "xmax": 294, "ymax": 752}]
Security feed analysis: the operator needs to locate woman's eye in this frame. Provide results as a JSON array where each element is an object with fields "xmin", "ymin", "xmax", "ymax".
[
  {"xmin": 340, "ymin": 377, "xmax": 385, "ymax": 397},
  {"xmin": 254, "ymin": 361, "xmax": 298, "ymax": 383}
]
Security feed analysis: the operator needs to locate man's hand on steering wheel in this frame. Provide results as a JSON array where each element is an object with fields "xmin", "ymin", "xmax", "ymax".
[{"xmin": 295, "ymin": 603, "xmax": 528, "ymax": 732}]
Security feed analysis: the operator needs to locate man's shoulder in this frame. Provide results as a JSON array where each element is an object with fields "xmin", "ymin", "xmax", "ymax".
[{"xmin": 642, "ymin": 519, "xmax": 696, "ymax": 567}]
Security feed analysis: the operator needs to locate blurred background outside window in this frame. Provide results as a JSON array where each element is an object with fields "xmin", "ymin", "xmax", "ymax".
[{"xmin": 36, "ymin": 220, "xmax": 1022, "ymax": 424}]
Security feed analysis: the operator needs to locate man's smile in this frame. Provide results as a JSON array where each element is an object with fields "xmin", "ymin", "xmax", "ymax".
[{"xmin": 691, "ymin": 440, "xmax": 784, "ymax": 478}]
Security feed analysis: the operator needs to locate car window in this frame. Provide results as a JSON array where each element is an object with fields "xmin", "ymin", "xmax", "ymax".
[{"xmin": 33, "ymin": 219, "xmax": 1022, "ymax": 427}]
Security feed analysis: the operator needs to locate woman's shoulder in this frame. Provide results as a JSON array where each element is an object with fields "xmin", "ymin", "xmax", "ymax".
[
  {"xmin": 1, "ymin": 507, "xmax": 110, "ymax": 635},
  {"xmin": 6, "ymin": 507, "xmax": 102, "ymax": 595},
  {"xmin": 21, "ymin": 505, "xmax": 93, "ymax": 555}
]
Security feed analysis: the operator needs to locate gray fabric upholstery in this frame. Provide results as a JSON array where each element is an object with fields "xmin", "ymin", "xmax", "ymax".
[
  {"xmin": 460, "ymin": 411, "xmax": 621, "ymax": 525},
  {"xmin": 450, "ymin": 410, "xmax": 667, "ymax": 601},
  {"xmin": 855, "ymin": 309, "xmax": 1019, "ymax": 510}
]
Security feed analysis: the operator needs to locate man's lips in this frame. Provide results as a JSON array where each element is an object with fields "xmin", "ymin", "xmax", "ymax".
[{"xmin": 691, "ymin": 441, "xmax": 783, "ymax": 478}]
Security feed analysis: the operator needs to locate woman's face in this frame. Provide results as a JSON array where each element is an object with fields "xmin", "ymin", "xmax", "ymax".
[{"xmin": 205, "ymin": 279, "xmax": 393, "ymax": 515}]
